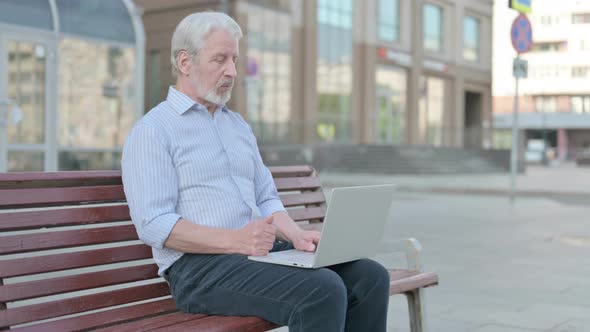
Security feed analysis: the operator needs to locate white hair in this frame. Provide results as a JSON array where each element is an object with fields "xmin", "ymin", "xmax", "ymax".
[{"xmin": 170, "ymin": 12, "xmax": 243, "ymax": 77}]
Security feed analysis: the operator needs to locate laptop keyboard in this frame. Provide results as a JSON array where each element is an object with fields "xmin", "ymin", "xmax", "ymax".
[{"xmin": 275, "ymin": 250, "xmax": 315, "ymax": 266}]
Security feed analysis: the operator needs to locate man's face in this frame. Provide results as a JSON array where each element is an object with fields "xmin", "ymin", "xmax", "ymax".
[{"xmin": 190, "ymin": 29, "xmax": 238, "ymax": 106}]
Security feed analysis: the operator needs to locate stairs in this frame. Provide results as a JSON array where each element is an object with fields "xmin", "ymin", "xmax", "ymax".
[{"xmin": 260, "ymin": 144, "xmax": 509, "ymax": 175}]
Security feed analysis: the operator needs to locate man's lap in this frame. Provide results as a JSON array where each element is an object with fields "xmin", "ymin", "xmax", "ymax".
[{"xmin": 164, "ymin": 241, "xmax": 386, "ymax": 325}]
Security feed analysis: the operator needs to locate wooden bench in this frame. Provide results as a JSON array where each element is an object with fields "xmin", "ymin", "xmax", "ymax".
[{"xmin": 0, "ymin": 165, "xmax": 438, "ymax": 332}]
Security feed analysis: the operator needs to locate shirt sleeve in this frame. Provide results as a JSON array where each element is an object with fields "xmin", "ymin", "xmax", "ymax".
[
  {"xmin": 121, "ymin": 123, "xmax": 182, "ymax": 249},
  {"xmin": 248, "ymin": 126, "xmax": 286, "ymax": 217}
]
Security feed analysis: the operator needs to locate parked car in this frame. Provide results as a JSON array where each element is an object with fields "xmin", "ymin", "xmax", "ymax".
[
  {"xmin": 525, "ymin": 139, "xmax": 546, "ymax": 164},
  {"xmin": 576, "ymin": 149, "xmax": 590, "ymax": 166}
]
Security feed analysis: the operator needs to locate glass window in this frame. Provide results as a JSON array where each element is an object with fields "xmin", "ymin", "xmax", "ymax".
[
  {"xmin": 58, "ymin": 38, "xmax": 136, "ymax": 150},
  {"xmin": 423, "ymin": 3, "xmax": 443, "ymax": 53},
  {"xmin": 245, "ymin": 5, "xmax": 292, "ymax": 144},
  {"xmin": 532, "ymin": 41, "xmax": 567, "ymax": 52},
  {"xmin": 375, "ymin": 67, "xmax": 407, "ymax": 144},
  {"xmin": 59, "ymin": 151, "xmax": 121, "ymax": 171},
  {"xmin": 377, "ymin": 0, "xmax": 400, "ymax": 42},
  {"xmin": 572, "ymin": 66, "xmax": 590, "ymax": 78},
  {"xmin": 8, "ymin": 151, "xmax": 44, "ymax": 172},
  {"xmin": 7, "ymin": 40, "xmax": 46, "ymax": 145},
  {"xmin": 571, "ymin": 96, "xmax": 590, "ymax": 113},
  {"xmin": 148, "ymin": 50, "xmax": 161, "ymax": 109},
  {"xmin": 463, "ymin": 16, "xmax": 480, "ymax": 61},
  {"xmin": 572, "ymin": 13, "xmax": 590, "ymax": 24},
  {"xmin": 317, "ymin": 0, "xmax": 354, "ymax": 143},
  {"xmin": 0, "ymin": 0, "xmax": 53, "ymax": 30},
  {"xmin": 418, "ymin": 76, "xmax": 445, "ymax": 146},
  {"xmin": 535, "ymin": 96, "xmax": 557, "ymax": 113},
  {"xmin": 56, "ymin": 0, "xmax": 135, "ymax": 43}
]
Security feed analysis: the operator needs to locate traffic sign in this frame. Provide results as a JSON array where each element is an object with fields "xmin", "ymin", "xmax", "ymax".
[
  {"xmin": 508, "ymin": 0, "xmax": 532, "ymax": 14},
  {"xmin": 511, "ymin": 14, "xmax": 533, "ymax": 54},
  {"xmin": 513, "ymin": 57, "xmax": 528, "ymax": 78}
]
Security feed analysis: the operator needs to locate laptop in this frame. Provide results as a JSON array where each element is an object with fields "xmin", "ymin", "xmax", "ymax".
[{"xmin": 248, "ymin": 184, "xmax": 396, "ymax": 268}]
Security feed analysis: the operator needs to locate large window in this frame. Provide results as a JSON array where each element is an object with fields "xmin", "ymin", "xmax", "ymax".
[
  {"xmin": 377, "ymin": 0, "xmax": 400, "ymax": 43},
  {"xmin": 572, "ymin": 66, "xmax": 590, "ymax": 78},
  {"xmin": 375, "ymin": 67, "xmax": 407, "ymax": 144},
  {"xmin": 0, "ymin": 0, "xmax": 142, "ymax": 172},
  {"xmin": 571, "ymin": 96, "xmax": 590, "ymax": 113},
  {"xmin": 534, "ymin": 96, "xmax": 557, "ymax": 113},
  {"xmin": 463, "ymin": 16, "xmax": 480, "ymax": 61},
  {"xmin": 423, "ymin": 3, "xmax": 443, "ymax": 53},
  {"xmin": 531, "ymin": 41, "xmax": 567, "ymax": 53},
  {"xmin": 317, "ymin": 0, "xmax": 353, "ymax": 143},
  {"xmin": 572, "ymin": 13, "xmax": 590, "ymax": 24},
  {"xmin": 246, "ymin": 4, "xmax": 292, "ymax": 144},
  {"xmin": 0, "ymin": 0, "xmax": 53, "ymax": 30},
  {"xmin": 58, "ymin": 38, "xmax": 136, "ymax": 169},
  {"xmin": 418, "ymin": 76, "xmax": 445, "ymax": 146}
]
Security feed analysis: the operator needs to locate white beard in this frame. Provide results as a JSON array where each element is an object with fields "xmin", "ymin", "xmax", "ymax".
[{"xmin": 204, "ymin": 88, "xmax": 232, "ymax": 106}]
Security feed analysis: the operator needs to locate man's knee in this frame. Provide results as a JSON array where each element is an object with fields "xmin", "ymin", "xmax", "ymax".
[
  {"xmin": 291, "ymin": 269, "xmax": 347, "ymax": 315},
  {"xmin": 353, "ymin": 259, "xmax": 391, "ymax": 294},
  {"xmin": 288, "ymin": 269, "xmax": 347, "ymax": 329},
  {"xmin": 308, "ymin": 268, "xmax": 348, "ymax": 305}
]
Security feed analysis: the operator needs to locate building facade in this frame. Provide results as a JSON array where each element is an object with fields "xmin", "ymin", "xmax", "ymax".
[
  {"xmin": 136, "ymin": 0, "xmax": 493, "ymax": 148},
  {"xmin": 493, "ymin": 0, "xmax": 590, "ymax": 161}
]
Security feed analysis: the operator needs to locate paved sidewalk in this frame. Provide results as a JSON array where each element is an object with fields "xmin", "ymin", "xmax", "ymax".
[{"xmin": 270, "ymin": 191, "xmax": 590, "ymax": 331}]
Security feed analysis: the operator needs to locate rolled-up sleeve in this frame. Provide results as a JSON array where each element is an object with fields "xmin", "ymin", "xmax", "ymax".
[
  {"xmin": 248, "ymin": 128, "xmax": 286, "ymax": 217},
  {"xmin": 121, "ymin": 123, "xmax": 181, "ymax": 249}
]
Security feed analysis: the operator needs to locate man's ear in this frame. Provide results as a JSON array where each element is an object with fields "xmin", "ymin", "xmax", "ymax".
[{"xmin": 177, "ymin": 50, "xmax": 193, "ymax": 76}]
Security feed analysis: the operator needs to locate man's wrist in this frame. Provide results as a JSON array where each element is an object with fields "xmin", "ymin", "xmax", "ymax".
[
  {"xmin": 225, "ymin": 229, "xmax": 243, "ymax": 254},
  {"xmin": 272, "ymin": 211, "xmax": 303, "ymax": 242}
]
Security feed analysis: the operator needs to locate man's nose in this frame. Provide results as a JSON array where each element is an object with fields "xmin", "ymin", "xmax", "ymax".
[{"xmin": 225, "ymin": 62, "xmax": 237, "ymax": 78}]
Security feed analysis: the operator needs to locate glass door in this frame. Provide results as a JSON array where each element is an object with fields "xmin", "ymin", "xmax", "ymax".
[{"xmin": 0, "ymin": 33, "xmax": 56, "ymax": 172}]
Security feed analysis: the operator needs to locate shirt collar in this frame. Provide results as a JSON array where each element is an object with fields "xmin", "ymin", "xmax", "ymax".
[{"xmin": 166, "ymin": 86, "xmax": 229, "ymax": 115}]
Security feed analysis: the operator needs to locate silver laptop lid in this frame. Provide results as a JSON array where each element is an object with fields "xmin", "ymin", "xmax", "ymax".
[{"xmin": 313, "ymin": 184, "xmax": 396, "ymax": 268}]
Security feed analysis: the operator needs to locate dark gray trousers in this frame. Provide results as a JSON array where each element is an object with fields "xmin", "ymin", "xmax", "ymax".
[{"xmin": 164, "ymin": 241, "xmax": 390, "ymax": 332}]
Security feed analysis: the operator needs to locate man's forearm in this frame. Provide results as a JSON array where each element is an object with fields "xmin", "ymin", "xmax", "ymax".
[{"xmin": 164, "ymin": 219, "xmax": 239, "ymax": 254}]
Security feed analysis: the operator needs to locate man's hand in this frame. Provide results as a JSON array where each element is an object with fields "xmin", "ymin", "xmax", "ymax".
[
  {"xmin": 236, "ymin": 216, "xmax": 276, "ymax": 256},
  {"xmin": 291, "ymin": 230, "xmax": 321, "ymax": 252}
]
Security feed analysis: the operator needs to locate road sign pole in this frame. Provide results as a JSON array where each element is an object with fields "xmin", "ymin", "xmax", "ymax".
[
  {"xmin": 509, "ymin": 11, "xmax": 532, "ymax": 204},
  {"xmin": 510, "ymin": 56, "xmax": 520, "ymax": 204}
]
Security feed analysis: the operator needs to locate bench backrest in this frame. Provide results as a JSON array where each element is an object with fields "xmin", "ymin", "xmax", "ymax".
[{"xmin": 0, "ymin": 165, "xmax": 326, "ymax": 330}]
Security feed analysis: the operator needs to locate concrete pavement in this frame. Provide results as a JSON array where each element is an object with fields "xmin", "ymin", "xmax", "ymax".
[
  {"xmin": 376, "ymin": 192, "xmax": 590, "ymax": 331},
  {"xmin": 315, "ymin": 163, "xmax": 590, "ymax": 331}
]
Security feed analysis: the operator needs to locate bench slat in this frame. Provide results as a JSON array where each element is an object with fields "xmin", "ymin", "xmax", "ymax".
[
  {"xmin": 0, "ymin": 186, "xmax": 125, "ymax": 208},
  {"xmin": 0, "ymin": 282, "xmax": 171, "ymax": 327},
  {"xmin": 0, "ymin": 166, "xmax": 313, "ymax": 189},
  {"xmin": 268, "ymin": 165, "xmax": 314, "ymax": 178},
  {"xmin": 0, "ymin": 244, "xmax": 152, "ymax": 278},
  {"xmin": 389, "ymin": 270, "xmax": 439, "ymax": 294},
  {"xmin": 147, "ymin": 315, "xmax": 279, "ymax": 332},
  {"xmin": 274, "ymin": 177, "xmax": 322, "ymax": 192},
  {"xmin": 0, "ymin": 205, "xmax": 130, "ymax": 232},
  {"xmin": 288, "ymin": 207, "xmax": 326, "ymax": 222},
  {"xmin": 95, "ymin": 312, "xmax": 206, "ymax": 332},
  {"xmin": 9, "ymin": 298, "xmax": 178, "ymax": 332},
  {"xmin": 0, "ymin": 171, "xmax": 121, "ymax": 189},
  {"xmin": 0, "ymin": 264, "xmax": 158, "ymax": 302},
  {"xmin": 279, "ymin": 192, "xmax": 325, "ymax": 207},
  {"xmin": 0, "ymin": 225, "xmax": 139, "ymax": 255}
]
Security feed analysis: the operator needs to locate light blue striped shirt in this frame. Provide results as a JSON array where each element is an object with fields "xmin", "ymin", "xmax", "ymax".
[{"xmin": 122, "ymin": 87, "xmax": 286, "ymax": 276}]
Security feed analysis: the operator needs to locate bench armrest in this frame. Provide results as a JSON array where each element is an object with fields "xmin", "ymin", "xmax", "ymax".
[{"xmin": 382, "ymin": 237, "xmax": 423, "ymax": 271}]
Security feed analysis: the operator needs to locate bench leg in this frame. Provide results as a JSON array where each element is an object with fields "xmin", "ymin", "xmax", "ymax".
[{"xmin": 405, "ymin": 288, "xmax": 426, "ymax": 332}]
